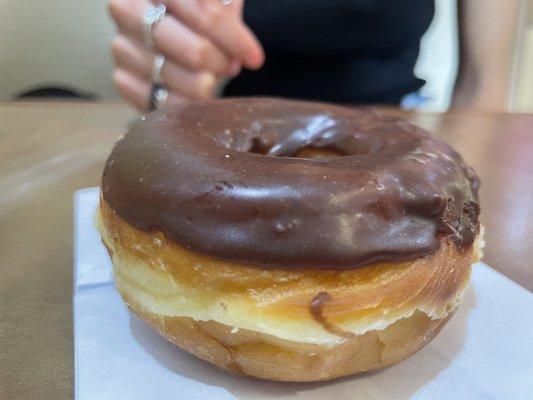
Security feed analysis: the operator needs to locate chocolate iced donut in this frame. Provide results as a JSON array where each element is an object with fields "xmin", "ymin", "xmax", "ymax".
[
  {"xmin": 97, "ymin": 98, "xmax": 482, "ymax": 381},
  {"xmin": 101, "ymin": 98, "xmax": 479, "ymax": 268}
]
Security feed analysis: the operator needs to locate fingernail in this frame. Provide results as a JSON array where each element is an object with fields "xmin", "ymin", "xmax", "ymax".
[{"xmin": 245, "ymin": 49, "xmax": 264, "ymax": 70}]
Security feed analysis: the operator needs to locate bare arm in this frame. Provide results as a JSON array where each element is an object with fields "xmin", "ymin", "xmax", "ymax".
[{"xmin": 451, "ymin": 0, "xmax": 521, "ymax": 111}]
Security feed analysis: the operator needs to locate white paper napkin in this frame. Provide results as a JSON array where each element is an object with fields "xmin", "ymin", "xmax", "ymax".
[{"xmin": 74, "ymin": 187, "xmax": 533, "ymax": 400}]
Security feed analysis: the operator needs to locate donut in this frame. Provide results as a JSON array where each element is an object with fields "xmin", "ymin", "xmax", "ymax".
[{"xmin": 97, "ymin": 98, "xmax": 482, "ymax": 382}]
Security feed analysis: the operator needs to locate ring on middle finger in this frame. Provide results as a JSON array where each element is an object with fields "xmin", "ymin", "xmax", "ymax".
[
  {"xmin": 152, "ymin": 54, "xmax": 165, "ymax": 84},
  {"xmin": 142, "ymin": 4, "xmax": 166, "ymax": 49}
]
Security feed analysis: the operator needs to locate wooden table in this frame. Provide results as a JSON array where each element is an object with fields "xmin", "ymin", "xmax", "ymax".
[{"xmin": 1, "ymin": 101, "xmax": 532, "ymax": 399}]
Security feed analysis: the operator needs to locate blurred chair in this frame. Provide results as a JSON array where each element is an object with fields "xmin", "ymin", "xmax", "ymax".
[{"xmin": 0, "ymin": 0, "xmax": 117, "ymax": 101}]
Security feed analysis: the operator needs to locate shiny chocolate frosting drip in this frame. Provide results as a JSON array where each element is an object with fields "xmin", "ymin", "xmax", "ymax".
[{"xmin": 102, "ymin": 98, "xmax": 480, "ymax": 269}]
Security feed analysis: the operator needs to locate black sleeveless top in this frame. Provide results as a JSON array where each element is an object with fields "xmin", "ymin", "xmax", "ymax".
[{"xmin": 223, "ymin": 0, "xmax": 434, "ymax": 104}]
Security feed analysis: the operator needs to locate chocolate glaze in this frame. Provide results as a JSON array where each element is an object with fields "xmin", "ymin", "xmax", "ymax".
[
  {"xmin": 102, "ymin": 98, "xmax": 480, "ymax": 269},
  {"xmin": 310, "ymin": 292, "xmax": 355, "ymax": 338}
]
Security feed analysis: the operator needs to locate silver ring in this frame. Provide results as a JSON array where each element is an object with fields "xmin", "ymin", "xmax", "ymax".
[
  {"xmin": 221, "ymin": 0, "xmax": 232, "ymax": 5},
  {"xmin": 142, "ymin": 4, "xmax": 166, "ymax": 49},
  {"xmin": 149, "ymin": 84, "xmax": 168, "ymax": 110},
  {"xmin": 152, "ymin": 55, "xmax": 165, "ymax": 84}
]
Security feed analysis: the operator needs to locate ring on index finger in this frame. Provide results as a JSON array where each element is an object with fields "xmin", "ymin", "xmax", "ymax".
[{"xmin": 142, "ymin": 4, "xmax": 166, "ymax": 49}]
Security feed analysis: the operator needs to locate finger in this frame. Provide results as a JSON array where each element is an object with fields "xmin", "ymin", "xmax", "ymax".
[
  {"xmin": 164, "ymin": 0, "xmax": 264, "ymax": 69},
  {"xmin": 113, "ymin": 68, "xmax": 184, "ymax": 113},
  {"xmin": 111, "ymin": 35, "xmax": 219, "ymax": 100},
  {"xmin": 109, "ymin": 0, "xmax": 234, "ymax": 75},
  {"xmin": 111, "ymin": 35, "xmax": 151, "ymax": 79}
]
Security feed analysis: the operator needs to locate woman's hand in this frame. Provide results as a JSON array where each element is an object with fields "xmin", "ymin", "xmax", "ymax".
[{"xmin": 108, "ymin": 0, "xmax": 264, "ymax": 112}]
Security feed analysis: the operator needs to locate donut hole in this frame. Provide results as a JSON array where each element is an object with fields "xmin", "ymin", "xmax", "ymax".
[
  {"xmin": 240, "ymin": 131, "xmax": 389, "ymax": 159},
  {"xmin": 245, "ymin": 136, "xmax": 348, "ymax": 159},
  {"xmin": 294, "ymin": 147, "xmax": 346, "ymax": 159},
  {"xmin": 214, "ymin": 113, "xmax": 392, "ymax": 159},
  {"xmin": 247, "ymin": 135, "xmax": 276, "ymax": 155}
]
